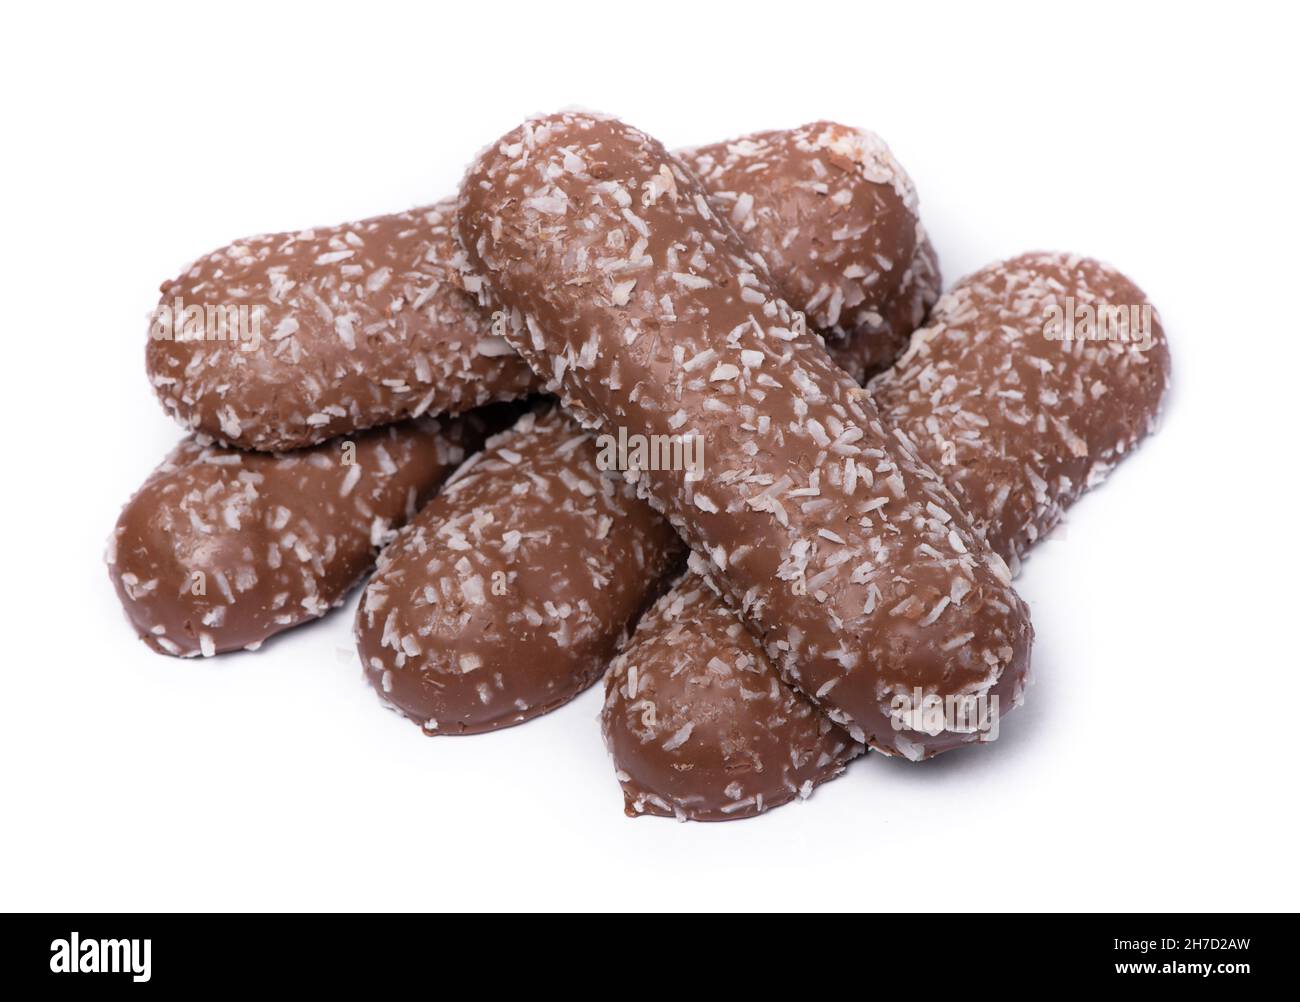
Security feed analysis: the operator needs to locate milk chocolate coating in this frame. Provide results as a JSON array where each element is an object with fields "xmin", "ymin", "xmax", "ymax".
[
  {"xmin": 870, "ymin": 252, "xmax": 1171, "ymax": 570},
  {"xmin": 825, "ymin": 234, "xmax": 940, "ymax": 383},
  {"xmin": 149, "ymin": 125, "xmax": 924, "ymax": 451},
  {"xmin": 355, "ymin": 406, "xmax": 685, "ymax": 734},
  {"xmin": 353, "ymin": 235, "xmax": 922, "ymax": 737},
  {"xmin": 458, "ymin": 112, "xmax": 1032, "ymax": 759},
  {"xmin": 108, "ymin": 414, "xmax": 494, "ymax": 657},
  {"xmin": 606, "ymin": 252, "xmax": 1169, "ymax": 818},
  {"xmin": 682, "ymin": 122, "xmax": 921, "ymax": 375},
  {"xmin": 357, "ymin": 222, "xmax": 929, "ymax": 739},
  {"xmin": 603, "ymin": 577, "xmax": 862, "ymax": 821},
  {"xmin": 147, "ymin": 201, "xmax": 537, "ymax": 451},
  {"xmin": 600, "ymin": 240, "xmax": 937, "ymax": 820}
]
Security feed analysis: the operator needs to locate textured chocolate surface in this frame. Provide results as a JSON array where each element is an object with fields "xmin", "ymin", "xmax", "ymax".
[
  {"xmin": 355, "ymin": 406, "xmax": 685, "ymax": 734},
  {"xmin": 682, "ymin": 122, "xmax": 922, "ymax": 375},
  {"xmin": 458, "ymin": 111, "xmax": 1032, "ymax": 758},
  {"xmin": 354, "ymin": 135, "xmax": 932, "ymax": 739},
  {"xmin": 598, "ymin": 241, "xmax": 936, "ymax": 820},
  {"xmin": 604, "ymin": 252, "xmax": 1169, "ymax": 819},
  {"xmin": 108, "ymin": 414, "xmax": 493, "ymax": 657},
  {"xmin": 871, "ymin": 252, "xmax": 1170, "ymax": 569},
  {"xmin": 147, "ymin": 201, "xmax": 536, "ymax": 451},
  {"xmin": 603, "ymin": 577, "xmax": 861, "ymax": 821},
  {"xmin": 353, "ymin": 230, "xmax": 922, "ymax": 738},
  {"xmin": 825, "ymin": 234, "xmax": 940, "ymax": 384},
  {"xmin": 148, "ymin": 124, "xmax": 924, "ymax": 450}
]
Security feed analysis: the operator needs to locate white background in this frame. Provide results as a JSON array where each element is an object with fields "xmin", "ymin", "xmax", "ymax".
[{"xmin": 2, "ymin": 1, "xmax": 1297, "ymax": 912}]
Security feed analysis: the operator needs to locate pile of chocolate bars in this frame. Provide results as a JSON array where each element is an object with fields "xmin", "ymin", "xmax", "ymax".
[{"xmin": 109, "ymin": 114, "xmax": 1170, "ymax": 821}]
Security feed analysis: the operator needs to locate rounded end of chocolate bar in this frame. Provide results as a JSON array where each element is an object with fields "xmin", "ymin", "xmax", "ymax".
[
  {"xmin": 355, "ymin": 564, "xmax": 611, "ymax": 737},
  {"xmin": 602, "ymin": 580, "xmax": 861, "ymax": 821},
  {"xmin": 873, "ymin": 249, "xmax": 1171, "ymax": 569},
  {"xmin": 355, "ymin": 407, "xmax": 685, "ymax": 736},
  {"xmin": 681, "ymin": 121, "xmax": 924, "ymax": 347},
  {"xmin": 848, "ymin": 567, "xmax": 1034, "ymax": 760},
  {"xmin": 108, "ymin": 446, "xmax": 256, "ymax": 658},
  {"xmin": 110, "ymin": 421, "xmax": 482, "ymax": 660},
  {"xmin": 145, "ymin": 204, "xmax": 541, "ymax": 452}
]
